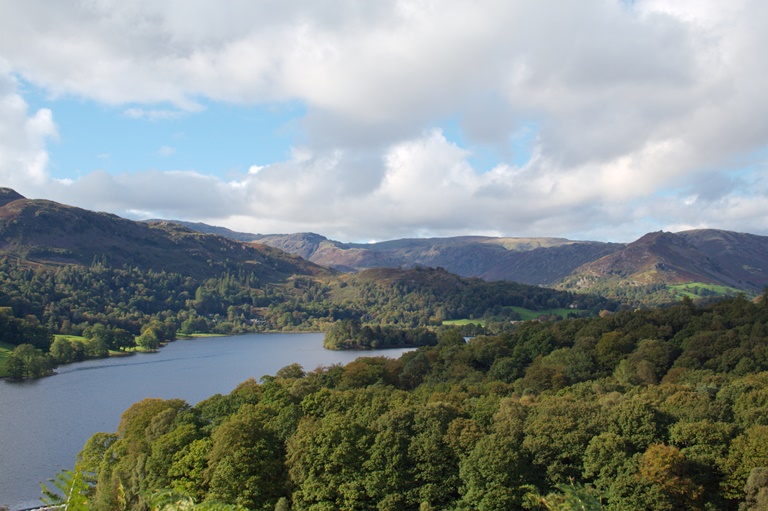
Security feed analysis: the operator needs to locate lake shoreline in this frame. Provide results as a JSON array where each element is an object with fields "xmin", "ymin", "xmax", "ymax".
[
  {"xmin": 0, "ymin": 329, "xmax": 328, "ymax": 381},
  {"xmin": 0, "ymin": 332, "xmax": 416, "ymax": 511}
]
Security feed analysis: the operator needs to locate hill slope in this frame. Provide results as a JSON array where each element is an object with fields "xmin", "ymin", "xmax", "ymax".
[
  {"xmin": 162, "ymin": 220, "xmax": 625, "ymax": 285},
  {"xmin": 0, "ymin": 189, "xmax": 614, "ymax": 336},
  {"xmin": 559, "ymin": 230, "xmax": 768, "ymax": 301},
  {"xmin": 256, "ymin": 234, "xmax": 625, "ymax": 285},
  {"xmin": 0, "ymin": 189, "xmax": 330, "ymax": 281}
]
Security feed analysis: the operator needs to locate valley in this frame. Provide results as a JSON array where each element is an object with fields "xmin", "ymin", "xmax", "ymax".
[{"xmin": 1, "ymin": 187, "xmax": 767, "ymax": 511}]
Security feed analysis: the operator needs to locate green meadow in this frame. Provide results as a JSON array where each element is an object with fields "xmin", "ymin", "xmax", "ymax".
[
  {"xmin": 443, "ymin": 306, "xmax": 586, "ymax": 326},
  {"xmin": 668, "ymin": 282, "xmax": 742, "ymax": 299}
]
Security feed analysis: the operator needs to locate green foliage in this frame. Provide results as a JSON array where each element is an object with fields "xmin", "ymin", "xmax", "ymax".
[
  {"xmin": 669, "ymin": 283, "xmax": 743, "ymax": 301},
  {"xmin": 5, "ymin": 343, "xmax": 55, "ymax": 379},
  {"xmin": 41, "ymin": 469, "xmax": 89, "ymax": 511},
  {"xmin": 149, "ymin": 489, "xmax": 245, "ymax": 511},
  {"xmin": 324, "ymin": 319, "xmax": 437, "ymax": 350},
  {"xmin": 0, "ymin": 256, "xmax": 610, "ymax": 367},
  {"xmin": 68, "ymin": 295, "xmax": 768, "ymax": 511},
  {"xmin": 206, "ymin": 402, "xmax": 290, "ymax": 509},
  {"xmin": 740, "ymin": 467, "xmax": 768, "ymax": 511},
  {"xmin": 524, "ymin": 482, "xmax": 604, "ymax": 510},
  {"xmin": 508, "ymin": 306, "xmax": 587, "ymax": 321},
  {"xmin": 0, "ymin": 340, "xmax": 12, "ymax": 377}
]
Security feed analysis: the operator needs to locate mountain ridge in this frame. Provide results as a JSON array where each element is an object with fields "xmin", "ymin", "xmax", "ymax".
[
  {"xmin": 160, "ymin": 219, "xmax": 768, "ymax": 299},
  {"xmin": 559, "ymin": 229, "xmax": 768, "ymax": 299},
  {"xmin": 0, "ymin": 189, "xmax": 332, "ymax": 281},
  {"xmin": 6, "ymin": 190, "xmax": 767, "ymax": 303},
  {"xmin": 160, "ymin": 219, "xmax": 624, "ymax": 285}
]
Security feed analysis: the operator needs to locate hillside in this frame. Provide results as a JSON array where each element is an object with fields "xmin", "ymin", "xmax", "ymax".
[
  {"xmin": 0, "ymin": 189, "xmax": 330, "ymax": 282},
  {"xmin": 0, "ymin": 189, "xmax": 616, "ymax": 344},
  {"xmin": 254, "ymin": 235, "xmax": 627, "ymax": 285},
  {"xmin": 12, "ymin": 193, "xmax": 767, "ymax": 309},
  {"xmin": 325, "ymin": 266, "xmax": 613, "ymax": 326},
  {"xmin": 678, "ymin": 229, "xmax": 768, "ymax": 289},
  {"xmin": 162, "ymin": 220, "xmax": 768, "ymax": 303},
  {"xmin": 165, "ymin": 220, "xmax": 625, "ymax": 285},
  {"xmin": 559, "ymin": 230, "xmax": 768, "ymax": 303}
]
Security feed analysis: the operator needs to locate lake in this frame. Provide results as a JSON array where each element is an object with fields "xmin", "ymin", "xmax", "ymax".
[{"xmin": 0, "ymin": 333, "xmax": 415, "ymax": 510}]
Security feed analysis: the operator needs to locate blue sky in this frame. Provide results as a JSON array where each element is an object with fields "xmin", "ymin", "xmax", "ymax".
[
  {"xmin": 1, "ymin": 0, "xmax": 767, "ymax": 242},
  {"xmin": 22, "ymin": 83, "xmax": 305, "ymax": 181}
]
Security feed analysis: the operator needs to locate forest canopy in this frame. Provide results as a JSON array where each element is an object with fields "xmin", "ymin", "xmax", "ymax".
[{"xmin": 66, "ymin": 293, "xmax": 768, "ymax": 511}]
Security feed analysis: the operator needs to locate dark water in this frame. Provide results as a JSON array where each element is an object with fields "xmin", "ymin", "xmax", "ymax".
[{"xmin": 0, "ymin": 333, "xmax": 414, "ymax": 510}]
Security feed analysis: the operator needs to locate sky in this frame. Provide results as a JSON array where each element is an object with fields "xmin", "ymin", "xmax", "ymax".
[{"xmin": 1, "ymin": 0, "xmax": 767, "ymax": 243}]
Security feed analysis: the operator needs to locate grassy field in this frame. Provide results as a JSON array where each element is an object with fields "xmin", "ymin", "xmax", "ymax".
[
  {"xmin": 442, "ymin": 319, "xmax": 486, "ymax": 327},
  {"xmin": 668, "ymin": 282, "xmax": 742, "ymax": 299},
  {"xmin": 507, "ymin": 306, "xmax": 585, "ymax": 321},
  {"xmin": 55, "ymin": 334, "xmax": 87, "ymax": 342},
  {"xmin": 443, "ymin": 306, "xmax": 585, "ymax": 326},
  {"xmin": 0, "ymin": 341, "xmax": 15, "ymax": 378}
]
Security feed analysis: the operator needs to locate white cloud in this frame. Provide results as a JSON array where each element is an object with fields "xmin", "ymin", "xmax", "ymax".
[
  {"xmin": 0, "ymin": 71, "xmax": 58, "ymax": 189},
  {"xmin": 0, "ymin": 0, "xmax": 767, "ymax": 242},
  {"xmin": 124, "ymin": 108, "xmax": 188, "ymax": 121}
]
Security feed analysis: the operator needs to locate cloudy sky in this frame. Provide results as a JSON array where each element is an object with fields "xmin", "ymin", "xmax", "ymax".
[{"xmin": 1, "ymin": 0, "xmax": 767, "ymax": 243}]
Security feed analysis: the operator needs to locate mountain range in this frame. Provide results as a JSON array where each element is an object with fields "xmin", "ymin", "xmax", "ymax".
[
  {"xmin": 167, "ymin": 219, "xmax": 768, "ymax": 297},
  {"xmin": 2, "ymin": 188, "xmax": 766, "ymax": 304}
]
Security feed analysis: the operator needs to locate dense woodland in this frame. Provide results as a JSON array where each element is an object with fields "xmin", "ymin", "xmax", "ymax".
[
  {"xmin": 0, "ymin": 258, "xmax": 611, "ymax": 378},
  {"xmin": 323, "ymin": 320, "xmax": 438, "ymax": 350},
  {"xmin": 0, "ymin": 260, "xmax": 606, "ymax": 336},
  {"xmin": 60, "ymin": 293, "xmax": 768, "ymax": 511}
]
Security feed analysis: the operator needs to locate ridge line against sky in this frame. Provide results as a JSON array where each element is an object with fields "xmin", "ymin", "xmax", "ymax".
[{"xmin": 0, "ymin": 0, "xmax": 767, "ymax": 243}]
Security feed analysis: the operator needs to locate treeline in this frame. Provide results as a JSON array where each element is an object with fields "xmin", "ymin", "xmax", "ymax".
[
  {"xmin": 0, "ymin": 258, "xmax": 279, "ymax": 336},
  {"xmin": 0, "ymin": 260, "xmax": 601, "ymax": 339},
  {"xmin": 1, "ymin": 318, "xmax": 178, "ymax": 379},
  {"xmin": 323, "ymin": 319, "xmax": 437, "ymax": 350},
  {"xmin": 333, "ymin": 267, "xmax": 614, "ymax": 326},
  {"xmin": 69, "ymin": 293, "xmax": 768, "ymax": 510}
]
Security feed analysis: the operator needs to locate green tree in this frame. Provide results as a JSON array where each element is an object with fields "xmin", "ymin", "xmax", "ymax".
[
  {"xmin": 524, "ymin": 483, "xmax": 604, "ymax": 511},
  {"xmin": 7, "ymin": 343, "xmax": 54, "ymax": 378},
  {"xmin": 137, "ymin": 329, "xmax": 161, "ymax": 351},
  {"xmin": 4, "ymin": 351, "xmax": 25, "ymax": 379},
  {"xmin": 149, "ymin": 489, "xmax": 244, "ymax": 511},
  {"xmin": 112, "ymin": 328, "xmax": 136, "ymax": 351},
  {"xmin": 523, "ymin": 396, "xmax": 603, "ymax": 483},
  {"xmin": 41, "ymin": 469, "xmax": 89, "ymax": 511},
  {"xmin": 206, "ymin": 404, "xmax": 288, "ymax": 510},
  {"xmin": 50, "ymin": 337, "xmax": 75, "ymax": 364},
  {"xmin": 288, "ymin": 411, "xmax": 373, "ymax": 511},
  {"xmin": 725, "ymin": 425, "xmax": 768, "ymax": 499},
  {"xmin": 740, "ymin": 467, "xmax": 768, "ymax": 511}
]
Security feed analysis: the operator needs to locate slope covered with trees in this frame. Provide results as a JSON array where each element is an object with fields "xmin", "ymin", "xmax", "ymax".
[{"xmin": 69, "ymin": 294, "xmax": 768, "ymax": 510}]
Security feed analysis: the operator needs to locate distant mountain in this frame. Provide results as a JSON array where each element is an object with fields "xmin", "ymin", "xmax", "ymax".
[
  {"xmin": 304, "ymin": 236, "xmax": 601, "ymax": 282},
  {"xmin": 146, "ymin": 219, "xmax": 263, "ymax": 243},
  {"xmin": 559, "ymin": 230, "xmax": 768, "ymax": 297},
  {"xmin": 0, "ymin": 189, "xmax": 331, "ymax": 281},
  {"xmin": 677, "ymin": 229, "xmax": 768, "ymax": 289},
  {"xmin": 140, "ymin": 217, "xmax": 768, "ymax": 303},
  {"xmin": 258, "ymin": 230, "xmax": 767, "ymax": 297},
  {"xmin": 159, "ymin": 220, "xmax": 624, "ymax": 286},
  {"xmin": 478, "ymin": 242, "xmax": 625, "ymax": 284},
  {"xmin": 154, "ymin": 221, "xmax": 329, "ymax": 260}
]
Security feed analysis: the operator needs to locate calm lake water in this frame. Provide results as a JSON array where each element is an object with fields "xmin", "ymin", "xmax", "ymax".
[{"xmin": 0, "ymin": 333, "xmax": 414, "ymax": 510}]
